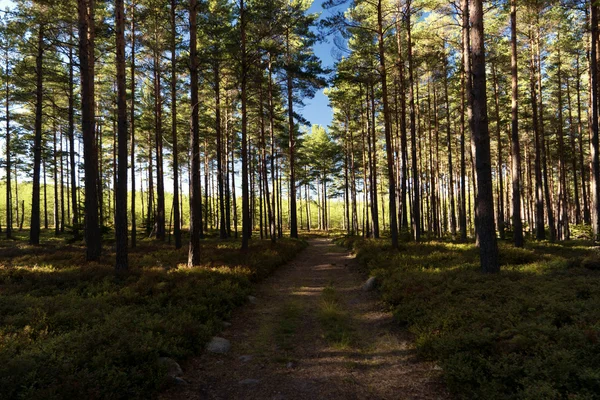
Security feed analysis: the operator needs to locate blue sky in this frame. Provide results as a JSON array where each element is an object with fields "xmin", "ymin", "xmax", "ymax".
[{"xmin": 305, "ymin": 0, "xmax": 344, "ymax": 130}]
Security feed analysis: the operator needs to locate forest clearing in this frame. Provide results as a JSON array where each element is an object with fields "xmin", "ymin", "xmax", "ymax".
[{"xmin": 2, "ymin": 0, "xmax": 600, "ymax": 398}]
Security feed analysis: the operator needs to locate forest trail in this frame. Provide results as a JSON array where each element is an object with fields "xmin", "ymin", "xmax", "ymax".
[{"xmin": 161, "ymin": 238, "xmax": 448, "ymax": 400}]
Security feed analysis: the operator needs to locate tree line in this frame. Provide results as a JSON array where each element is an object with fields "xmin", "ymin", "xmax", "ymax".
[
  {"xmin": 3, "ymin": 0, "xmax": 600, "ymax": 273},
  {"xmin": 0, "ymin": 0, "xmax": 326, "ymax": 270},
  {"xmin": 323, "ymin": 0, "xmax": 600, "ymax": 272}
]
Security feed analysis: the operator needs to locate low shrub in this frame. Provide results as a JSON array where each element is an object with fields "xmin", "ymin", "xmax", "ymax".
[
  {"xmin": 0, "ymin": 234, "xmax": 306, "ymax": 399},
  {"xmin": 348, "ymin": 238, "xmax": 600, "ymax": 399}
]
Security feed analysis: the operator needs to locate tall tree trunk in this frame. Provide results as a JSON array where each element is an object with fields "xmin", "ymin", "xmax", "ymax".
[
  {"xmin": 536, "ymin": 27, "xmax": 556, "ymax": 242},
  {"xmin": 491, "ymin": 63, "xmax": 505, "ymax": 240},
  {"xmin": 30, "ymin": 24, "xmax": 44, "ymax": 245},
  {"xmin": 240, "ymin": 0, "xmax": 250, "ymax": 249},
  {"xmin": 591, "ymin": 2, "xmax": 600, "ymax": 240},
  {"xmin": 376, "ymin": 0, "xmax": 398, "ymax": 248},
  {"xmin": 78, "ymin": 0, "xmax": 101, "ymax": 260},
  {"xmin": 530, "ymin": 29, "xmax": 545, "ymax": 240},
  {"xmin": 510, "ymin": 0, "xmax": 524, "ymax": 247},
  {"xmin": 130, "ymin": 1, "xmax": 136, "ymax": 248},
  {"xmin": 154, "ymin": 45, "xmax": 165, "ymax": 240},
  {"xmin": 407, "ymin": 0, "xmax": 419, "ymax": 241},
  {"xmin": 556, "ymin": 37, "xmax": 569, "ymax": 240},
  {"xmin": 188, "ymin": 0, "xmax": 202, "ymax": 266},
  {"xmin": 115, "ymin": 0, "xmax": 128, "ymax": 271},
  {"xmin": 214, "ymin": 60, "xmax": 226, "ymax": 240},
  {"xmin": 5, "ymin": 45, "xmax": 11, "ymax": 239},
  {"xmin": 444, "ymin": 53, "xmax": 457, "ymax": 238},
  {"xmin": 171, "ymin": 0, "xmax": 181, "ymax": 248},
  {"xmin": 53, "ymin": 111, "xmax": 59, "ymax": 235},
  {"xmin": 286, "ymin": 28, "xmax": 298, "ymax": 239},
  {"xmin": 470, "ymin": 0, "xmax": 499, "ymax": 273}
]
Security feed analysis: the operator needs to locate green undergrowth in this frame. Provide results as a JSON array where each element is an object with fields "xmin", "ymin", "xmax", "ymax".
[
  {"xmin": 318, "ymin": 284, "xmax": 354, "ymax": 348},
  {"xmin": 0, "ymin": 231, "xmax": 306, "ymax": 400},
  {"xmin": 340, "ymin": 235, "xmax": 600, "ymax": 399}
]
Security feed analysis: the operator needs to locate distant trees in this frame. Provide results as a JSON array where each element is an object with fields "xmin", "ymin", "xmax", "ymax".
[{"xmin": 4, "ymin": 0, "xmax": 600, "ymax": 273}]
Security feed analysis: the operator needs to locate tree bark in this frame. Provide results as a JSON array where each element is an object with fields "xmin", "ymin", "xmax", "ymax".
[
  {"xmin": 376, "ymin": 0, "xmax": 398, "ymax": 248},
  {"xmin": 171, "ymin": 0, "xmax": 181, "ymax": 248},
  {"xmin": 510, "ymin": 0, "xmax": 524, "ymax": 247},
  {"xmin": 30, "ymin": 24, "xmax": 44, "ymax": 245},
  {"xmin": 188, "ymin": 0, "xmax": 202, "ymax": 266},
  {"xmin": 469, "ymin": 0, "xmax": 499, "ymax": 273},
  {"xmin": 115, "ymin": 0, "xmax": 128, "ymax": 271}
]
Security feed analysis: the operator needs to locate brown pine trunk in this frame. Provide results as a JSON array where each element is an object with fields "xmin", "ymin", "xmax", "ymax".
[
  {"xmin": 78, "ymin": 0, "xmax": 101, "ymax": 260},
  {"xmin": 171, "ymin": 0, "xmax": 181, "ymax": 248},
  {"xmin": 591, "ymin": 2, "xmax": 600, "ymax": 240},
  {"xmin": 115, "ymin": 0, "xmax": 128, "ymax": 271},
  {"xmin": 407, "ymin": 0, "xmax": 419, "ymax": 241},
  {"xmin": 510, "ymin": 0, "xmax": 524, "ymax": 247},
  {"xmin": 470, "ymin": 0, "xmax": 499, "ymax": 273},
  {"xmin": 240, "ymin": 0, "xmax": 250, "ymax": 249},
  {"xmin": 30, "ymin": 24, "xmax": 44, "ymax": 245},
  {"xmin": 130, "ymin": 1, "xmax": 136, "ymax": 248},
  {"xmin": 188, "ymin": 0, "xmax": 202, "ymax": 266}
]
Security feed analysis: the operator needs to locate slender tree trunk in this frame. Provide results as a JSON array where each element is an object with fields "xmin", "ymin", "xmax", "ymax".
[
  {"xmin": 115, "ymin": 0, "xmax": 128, "ymax": 271},
  {"xmin": 5, "ymin": 45, "xmax": 11, "ymax": 239},
  {"xmin": 30, "ymin": 24, "xmax": 44, "ymax": 245},
  {"xmin": 130, "ymin": 1, "xmax": 136, "ymax": 248},
  {"xmin": 188, "ymin": 0, "xmax": 202, "ymax": 266},
  {"xmin": 510, "ymin": 0, "xmax": 523, "ymax": 247},
  {"xmin": 470, "ymin": 0, "xmax": 499, "ymax": 273},
  {"xmin": 376, "ymin": 0, "xmax": 398, "ymax": 248},
  {"xmin": 53, "ymin": 114, "xmax": 59, "ymax": 235},
  {"xmin": 286, "ymin": 28, "xmax": 298, "ymax": 239},
  {"xmin": 407, "ymin": 2, "xmax": 419, "ymax": 241},
  {"xmin": 536, "ymin": 27, "xmax": 556, "ymax": 242},
  {"xmin": 240, "ymin": 0, "xmax": 250, "ymax": 249},
  {"xmin": 171, "ymin": 0, "xmax": 181, "ymax": 248},
  {"xmin": 529, "ymin": 29, "xmax": 545, "ymax": 240},
  {"xmin": 154, "ymin": 44, "xmax": 165, "ymax": 240},
  {"xmin": 443, "ymin": 53, "xmax": 457, "ymax": 238},
  {"xmin": 591, "ymin": 2, "xmax": 600, "ymax": 240},
  {"xmin": 78, "ymin": 0, "xmax": 101, "ymax": 259}
]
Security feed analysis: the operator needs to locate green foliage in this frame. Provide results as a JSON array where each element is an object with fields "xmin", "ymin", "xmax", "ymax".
[
  {"xmin": 348, "ymin": 238, "xmax": 600, "ymax": 399},
  {"xmin": 317, "ymin": 284, "xmax": 354, "ymax": 348},
  {"xmin": 0, "ymin": 233, "xmax": 306, "ymax": 399}
]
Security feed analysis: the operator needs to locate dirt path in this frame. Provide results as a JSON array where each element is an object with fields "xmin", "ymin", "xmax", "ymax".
[{"xmin": 161, "ymin": 238, "xmax": 448, "ymax": 400}]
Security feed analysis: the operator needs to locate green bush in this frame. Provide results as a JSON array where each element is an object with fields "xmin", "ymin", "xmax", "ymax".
[
  {"xmin": 0, "ymin": 235, "xmax": 306, "ymax": 399},
  {"xmin": 349, "ymin": 238, "xmax": 600, "ymax": 399}
]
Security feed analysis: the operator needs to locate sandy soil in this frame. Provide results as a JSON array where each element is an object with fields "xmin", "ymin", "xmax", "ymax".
[{"xmin": 160, "ymin": 238, "xmax": 449, "ymax": 400}]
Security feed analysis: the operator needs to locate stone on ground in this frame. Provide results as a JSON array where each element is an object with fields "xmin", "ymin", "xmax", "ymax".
[
  {"xmin": 158, "ymin": 357, "xmax": 183, "ymax": 378},
  {"xmin": 206, "ymin": 337, "xmax": 231, "ymax": 354},
  {"xmin": 362, "ymin": 276, "xmax": 377, "ymax": 291}
]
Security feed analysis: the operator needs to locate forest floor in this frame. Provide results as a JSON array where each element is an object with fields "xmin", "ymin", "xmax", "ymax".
[{"xmin": 161, "ymin": 238, "xmax": 448, "ymax": 400}]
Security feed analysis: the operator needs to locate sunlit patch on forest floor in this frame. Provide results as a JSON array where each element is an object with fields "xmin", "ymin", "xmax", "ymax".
[
  {"xmin": 339, "ymin": 235, "xmax": 600, "ymax": 399},
  {"xmin": 0, "ymin": 230, "xmax": 306, "ymax": 399}
]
